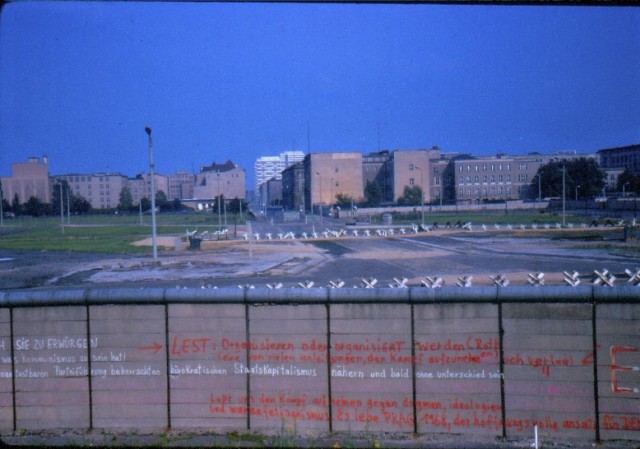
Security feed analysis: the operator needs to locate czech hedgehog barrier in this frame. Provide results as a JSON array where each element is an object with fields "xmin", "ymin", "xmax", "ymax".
[{"xmin": 0, "ymin": 286, "xmax": 638, "ymax": 442}]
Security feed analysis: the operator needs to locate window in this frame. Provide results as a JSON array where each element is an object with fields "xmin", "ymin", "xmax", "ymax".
[
  {"xmin": 475, "ymin": 165, "xmax": 479, "ymax": 171},
  {"xmin": 491, "ymin": 164, "xmax": 495, "ymax": 171},
  {"xmin": 458, "ymin": 166, "xmax": 463, "ymax": 172},
  {"xmin": 467, "ymin": 165, "xmax": 471, "ymax": 171},
  {"xmin": 435, "ymin": 177, "xmax": 440, "ymax": 185},
  {"xmin": 483, "ymin": 175, "xmax": 487, "ymax": 183},
  {"xmin": 433, "ymin": 166, "xmax": 439, "ymax": 174},
  {"xmin": 410, "ymin": 178, "xmax": 415, "ymax": 185},
  {"xmin": 506, "ymin": 174, "xmax": 511, "ymax": 182},
  {"xmin": 410, "ymin": 164, "xmax": 414, "ymax": 170},
  {"xmin": 474, "ymin": 176, "xmax": 479, "ymax": 183},
  {"xmin": 482, "ymin": 164, "xmax": 487, "ymax": 171},
  {"xmin": 466, "ymin": 176, "xmax": 471, "ymax": 184},
  {"xmin": 519, "ymin": 163, "xmax": 527, "ymax": 170},
  {"xmin": 498, "ymin": 175, "xmax": 503, "ymax": 182},
  {"xmin": 490, "ymin": 175, "xmax": 496, "ymax": 183}
]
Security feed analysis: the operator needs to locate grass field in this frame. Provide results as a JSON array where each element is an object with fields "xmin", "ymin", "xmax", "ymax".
[{"xmin": 0, "ymin": 212, "xmax": 243, "ymax": 253}]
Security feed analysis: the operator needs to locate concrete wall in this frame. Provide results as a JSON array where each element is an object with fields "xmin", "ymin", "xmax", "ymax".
[{"xmin": 0, "ymin": 287, "xmax": 637, "ymax": 442}]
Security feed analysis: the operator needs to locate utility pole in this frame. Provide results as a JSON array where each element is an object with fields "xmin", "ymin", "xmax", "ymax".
[
  {"xmin": 145, "ymin": 127, "xmax": 158, "ymax": 263},
  {"xmin": 562, "ymin": 163, "xmax": 566, "ymax": 228},
  {"xmin": 59, "ymin": 181, "xmax": 64, "ymax": 234}
]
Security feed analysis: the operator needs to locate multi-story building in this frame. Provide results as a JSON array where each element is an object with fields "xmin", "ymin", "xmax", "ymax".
[
  {"xmin": 597, "ymin": 144, "xmax": 640, "ymax": 176},
  {"xmin": 282, "ymin": 162, "xmax": 305, "ymax": 211},
  {"xmin": 254, "ymin": 151, "xmax": 305, "ymax": 188},
  {"xmin": 167, "ymin": 170, "xmax": 194, "ymax": 200},
  {"xmin": 451, "ymin": 153, "xmax": 546, "ymax": 203},
  {"xmin": 193, "ymin": 160, "xmax": 246, "ymax": 202},
  {"xmin": 389, "ymin": 148, "xmax": 440, "ymax": 203},
  {"xmin": 304, "ymin": 152, "xmax": 364, "ymax": 211},
  {"xmin": 1, "ymin": 156, "xmax": 51, "ymax": 204},
  {"xmin": 128, "ymin": 173, "xmax": 169, "ymax": 205},
  {"xmin": 597, "ymin": 144, "xmax": 640, "ymax": 189},
  {"xmin": 57, "ymin": 172, "xmax": 128, "ymax": 209},
  {"xmin": 362, "ymin": 150, "xmax": 393, "ymax": 204}
]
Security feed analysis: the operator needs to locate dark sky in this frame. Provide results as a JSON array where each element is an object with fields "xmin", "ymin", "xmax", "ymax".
[{"xmin": 1, "ymin": 2, "xmax": 639, "ymax": 188}]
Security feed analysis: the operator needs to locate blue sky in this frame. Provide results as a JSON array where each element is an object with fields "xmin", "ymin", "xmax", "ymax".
[{"xmin": 1, "ymin": 2, "xmax": 639, "ymax": 188}]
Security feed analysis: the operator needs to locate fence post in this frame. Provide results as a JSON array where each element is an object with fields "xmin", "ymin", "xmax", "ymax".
[
  {"xmin": 591, "ymin": 296, "xmax": 600, "ymax": 442},
  {"xmin": 326, "ymin": 299, "xmax": 333, "ymax": 432},
  {"xmin": 498, "ymin": 302, "xmax": 506, "ymax": 438}
]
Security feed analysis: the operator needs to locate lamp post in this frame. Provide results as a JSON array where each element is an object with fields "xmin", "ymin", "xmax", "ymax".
[
  {"xmin": 316, "ymin": 172, "xmax": 323, "ymax": 228},
  {"xmin": 59, "ymin": 180, "xmax": 64, "ymax": 234},
  {"xmin": 415, "ymin": 165, "xmax": 424, "ymax": 226},
  {"xmin": 145, "ymin": 126, "xmax": 158, "ymax": 263},
  {"xmin": 0, "ymin": 179, "xmax": 4, "ymax": 227},
  {"xmin": 561, "ymin": 163, "xmax": 566, "ymax": 228},
  {"xmin": 623, "ymin": 182, "xmax": 630, "ymax": 197},
  {"xmin": 575, "ymin": 185, "xmax": 580, "ymax": 201}
]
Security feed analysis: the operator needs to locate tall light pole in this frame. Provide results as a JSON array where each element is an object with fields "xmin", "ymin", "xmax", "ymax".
[
  {"xmin": 0, "ymin": 179, "xmax": 4, "ymax": 227},
  {"xmin": 145, "ymin": 126, "xmax": 158, "ymax": 262},
  {"xmin": 561, "ymin": 163, "xmax": 566, "ymax": 228},
  {"xmin": 216, "ymin": 171, "xmax": 221, "ymax": 229},
  {"xmin": 415, "ymin": 166, "xmax": 424, "ymax": 226},
  {"xmin": 59, "ymin": 180, "xmax": 65, "ymax": 234},
  {"xmin": 316, "ymin": 171, "xmax": 323, "ymax": 228},
  {"xmin": 575, "ymin": 185, "xmax": 580, "ymax": 201}
]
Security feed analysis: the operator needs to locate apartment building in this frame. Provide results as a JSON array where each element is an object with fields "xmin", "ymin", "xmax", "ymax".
[
  {"xmin": 451, "ymin": 153, "xmax": 545, "ymax": 203},
  {"xmin": 389, "ymin": 148, "xmax": 440, "ymax": 203},
  {"xmin": 282, "ymin": 162, "xmax": 305, "ymax": 211},
  {"xmin": 597, "ymin": 144, "xmax": 640, "ymax": 175},
  {"xmin": 304, "ymin": 152, "xmax": 364, "ymax": 209},
  {"xmin": 1, "ymin": 156, "xmax": 51, "ymax": 204},
  {"xmin": 193, "ymin": 160, "xmax": 246, "ymax": 201},
  {"xmin": 254, "ymin": 151, "xmax": 305, "ymax": 188},
  {"xmin": 362, "ymin": 150, "xmax": 393, "ymax": 204},
  {"xmin": 167, "ymin": 170, "xmax": 195, "ymax": 200},
  {"xmin": 58, "ymin": 173, "xmax": 128, "ymax": 209},
  {"xmin": 128, "ymin": 173, "xmax": 169, "ymax": 205}
]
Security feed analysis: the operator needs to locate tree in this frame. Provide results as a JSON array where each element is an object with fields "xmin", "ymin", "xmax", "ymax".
[
  {"xmin": 530, "ymin": 157, "xmax": 605, "ymax": 200},
  {"xmin": 397, "ymin": 185, "xmax": 422, "ymax": 206},
  {"xmin": 335, "ymin": 193, "xmax": 355, "ymax": 209},
  {"xmin": 616, "ymin": 169, "xmax": 640, "ymax": 195},
  {"xmin": 51, "ymin": 180, "xmax": 70, "ymax": 216},
  {"xmin": 24, "ymin": 196, "xmax": 48, "ymax": 217},
  {"xmin": 140, "ymin": 197, "xmax": 151, "ymax": 211},
  {"xmin": 363, "ymin": 181, "xmax": 382, "ymax": 207},
  {"xmin": 155, "ymin": 190, "xmax": 169, "ymax": 211},
  {"xmin": 72, "ymin": 195, "xmax": 92, "ymax": 214},
  {"xmin": 118, "ymin": 187, "xmax": 133, "ymax": 211},
  {"xmin": 12, "ymin": 194, "xmax": 20, "ymax": 216}
]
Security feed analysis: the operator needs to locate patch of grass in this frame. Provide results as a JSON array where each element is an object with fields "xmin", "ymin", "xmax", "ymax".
[{"xmin": 0, "ymin": 213, "xmax": 237, "ymax": 253}]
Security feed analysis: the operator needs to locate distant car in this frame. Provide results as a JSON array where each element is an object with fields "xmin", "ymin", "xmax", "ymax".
[{"xmin": 3, "ymin": 212, "xmax": 15, "ymax": 219}]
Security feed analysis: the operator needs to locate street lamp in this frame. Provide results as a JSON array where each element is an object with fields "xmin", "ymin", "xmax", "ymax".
[
  {"xmin": 623, "ymin": 182, "xmax": 630, "ymax": 197},
  {"xmin": 561, "ymin": 163, "xmax": 566, "ymax": 228},
  {"xmin": 316, "ymin": 172, "xmax": 323, "ymax": 228},
  {"xmin": 575, "ymin": 185, "xmax": 580, "ymax": 202},
  {"xmin": 58, "ymin": 180, "xmax": 65, "ymax": 234},
  {"xmin": 0, "ymin": 179, "xmax": 3, "ymax": 227},
  {"xmin": 414, "ymin": 165, "xmax": 424, "ymax": 226},
  {"xmin": 145, "ymin": 126, "xmax": 158, "ymax": 263}
]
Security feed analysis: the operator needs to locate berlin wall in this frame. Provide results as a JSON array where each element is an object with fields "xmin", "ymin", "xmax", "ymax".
[{"xmin": 0, "ymin": 286, "xmax": 638, "ymax": 443}]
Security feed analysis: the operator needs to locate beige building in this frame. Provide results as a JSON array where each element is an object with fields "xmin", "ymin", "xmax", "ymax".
[
  {"xmin": 129, "ymin": 173, "xmax": 169, "ymax": 205},
  {"xmin": 58, "ymin": 173, "xmax": 128, "ymax": 209},
  {"xmin": 1, "ymin": 156, "xmax": 51, "ymax": 204},
  {"xmin": 193, "ymin": 160, "xmax": 246, "ymax": 202},
  {"xmin": 167, "ymin": 170, "xmax": 194, "ymax": 200},
  {"xmin": 304, "ymin": 152, "xmax": 364, "ymax": 209},
  {"xmin": 390, "ymin": 149, "xmax": 440, "ymax": 203}
]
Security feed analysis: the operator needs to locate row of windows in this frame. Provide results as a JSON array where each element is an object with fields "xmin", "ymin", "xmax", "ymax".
[
  {"xmin": 459, "ymin": 174, "xmax": 528, "ymax": 184},
  {"xmin": 458, "ymin": 186, "xmax": 513, "ymax": 196},
  {"xmin": 458, "ymin": 163, "xmax": 528, "ymax": 172}
]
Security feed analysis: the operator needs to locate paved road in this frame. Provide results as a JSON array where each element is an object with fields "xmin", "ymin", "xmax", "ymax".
[{"xmin": 1, "ymin": 220, "xmax": 636, "ymax": 290}]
